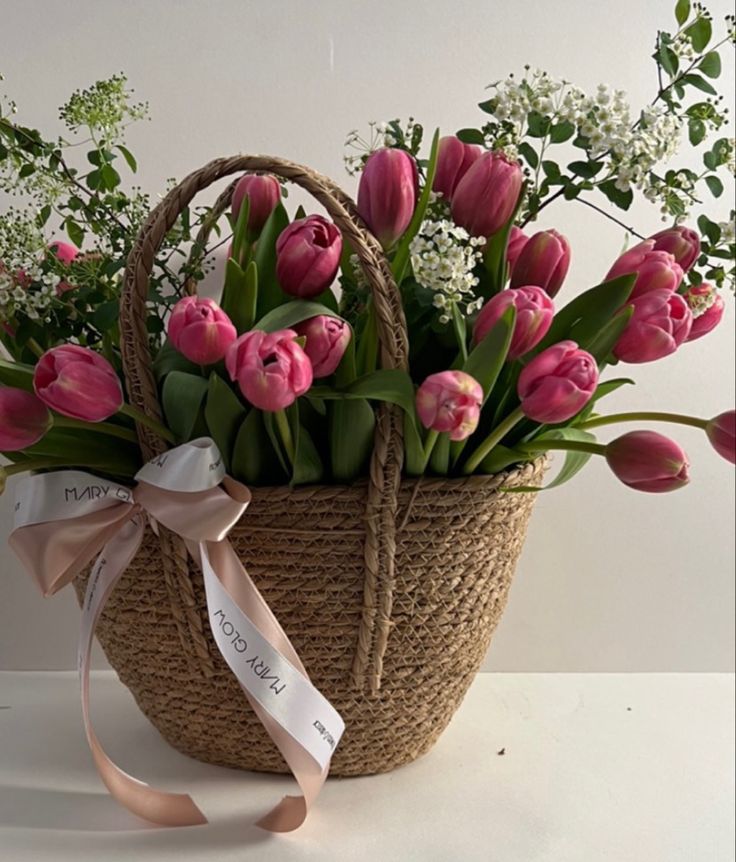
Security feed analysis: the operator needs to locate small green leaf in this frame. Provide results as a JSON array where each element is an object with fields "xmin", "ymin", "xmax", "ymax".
[
  {"xmin": 705, "ymin": 175, "xmax": 723, "ymax": 198},
  {"xmin": 100, "ymin": 163, "xmax": 121, "ymax": 190},
  {"xmin": 675, "ymin": 0, "xmax": 690, "ymax": 25},
  {"xmin": 91, "ymin": 300, "xmax": 119, "ymax": 332},
  {"xmin": 685, "ymin": 16, "xmax": 712, "ymax": 52},
  {"xmin": 256, "ymin": 299, "xmax": 342, "ymax": 332},
  {"xmin": 65, "ymin": 219, "xmax": 84, "ymax": 249},
  {"xmin": 598, "ymin": 180, "xmax": 634, "ymax": 211},
  {"xmin": 115, "ymin": 144, "xmax": 138, "ymax": 172},
  {"xmin": 517, "ymin": 142, "xmax": 539, "ymax": 169},
  {"xmin": 681, "ymin": 73, "xmax": 717, "ymax": 95},
  {"xmin": 526, "ymin": 112, "xmax": 550, "ymax": 138},
  {"xmin": 549, "ymin": 121, "xmax": 576, "ymax": 144},
  {"xmin": 688, "ymin": 118, "xmax": 706, "ymax": 146},
  {"xmin": 162, "ymin": 371, "xmax": 209, "ymax": 442},
  {"xmin": 568, "ymin": 160, "xmax": 603, "ymax": 179},
  {"xmin": 699, "ymin": 51, "xmax": 721, "ymax": 78},
  {"xmin": 204, "ymin": 374, "xmax": 246, "ymax": 470},
  {"xmin": 456, "ymin": 128, "xmax": 485, "ymax": 145}
]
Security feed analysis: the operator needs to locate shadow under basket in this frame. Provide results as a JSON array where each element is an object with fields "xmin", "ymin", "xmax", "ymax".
[{"xmin": 74, "ymin": 462, "xmax": 544, "ymax": 778}]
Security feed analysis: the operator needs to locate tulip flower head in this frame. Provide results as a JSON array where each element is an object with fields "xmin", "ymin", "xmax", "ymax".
[
  {"xmin": 49, "ymin": 241, "xmax": 79, "ymax": 266},
  {"xmin": 473, "ymin": 286, "xmax": 554, "ymax": 359},
  {"xmin": 0, "ymin": 388, "xmax": 52, "ymax": 451},
  {"xmin": 416, "ymin": 370, "xmax": 483, "ymax": 441},
  {"xmin": 606, "ymin": 243, "xmax": 683, "ymax": 299},
  {"xmin": 648, "ymin": 226, "xmax": 701, "ymax": 272},
  {"xmin": 606, "ymin": 431, "xmax": 690, "ymax": 493},
  {"xmin": 276, "ymin": 215, "xmax": 342, "ymax": 299},
  {"xmin": 451, "ymin": 150, "xmax": 523, "ymax": 238},
  {"xmin": 357, "ymin": 147, "xmax": 418, "ymax": 248},
  {"xmin": 510, "ymin": 229, "xmax": 571, "ymax": 298},
  {"xmin": 706, "ymin": 410, "xmax": 735, "ymax": 465},
  {"xmin": 613, "ymin": 290, "xmax": 692, "ymax": 364},
  {"xmin": 294, "ymin": 315, "xmax": 351, "ymax": 378},
  {"xmin": 34, "ymin": 345, "xmax": 124, "ymax": 423},
  {"xmin": 231, "ymin": 174, "xmax": 281, "ymax": 234},
  {"xmin": 518, "ymin": 340, "xmax": 598, "ymax": 424},
  {"xmin": 168, "ymin": 296, "xmax": 237, "ymax": 366},
  {"xmin": 683, "ymin": 283, "xmax": 725, "ymax": 342},
  {"xmin": 432, "ymin": 136, "xmax": 482, "ymax": 200},
  {"xmin": 226, "ymin": 328, "xmax": 313, "ymax": 411}
]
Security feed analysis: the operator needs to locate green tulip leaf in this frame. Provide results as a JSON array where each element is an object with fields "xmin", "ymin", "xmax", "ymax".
[
  {"xmin": 256, "ymin": 300, "xmax": 343, "ymax": 333},
  {"xmin": 204, "ymin": 374, "xmax": 246, "ymax": 470},
  {"xmin": 288, "ymin": 405, "xmax": 324, "ymax": 485},
  {"xmin": 231, "ymin": 409, "xmax": 287, "ymax": 485},
  {"xmin": 254, "ymin": 203, "xmax": 290, "ymax": 318},
  {"xmin": 512, "ymin": 427, "xmax": 598, "ymax": 492},
  {"xmin": 329, "ymin": 399, "xmax": 375, "ymax": 482},
  {"xmin": 153, "ymin": 340, "xmax": 199, "ymax": 381},
  {"xmin": 0, "ymin": 358, "xmax": 35, "ymax": 391},
  {"xmin": 162, "ymin": 371, "xmax": 209, "ymax": 443},
  {"xmin": 462, "ymin": 306, "xmax": 515, "ymax": 404}
]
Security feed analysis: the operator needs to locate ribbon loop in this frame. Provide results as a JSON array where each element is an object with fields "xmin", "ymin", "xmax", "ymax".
[{"xmin": 9, "ymin": 437, "xmax": 344, "ymax": 832}]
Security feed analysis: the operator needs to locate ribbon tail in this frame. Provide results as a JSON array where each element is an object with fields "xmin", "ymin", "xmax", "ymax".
[
  {"xmin": 198, "ymin": 540, "xmax": 344, "ymax": 833},
  {"xmin": 79, "ymin": 516, "xmax": 207, "ymax": 828}
]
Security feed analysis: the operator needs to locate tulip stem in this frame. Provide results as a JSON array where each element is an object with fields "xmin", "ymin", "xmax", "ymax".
[
  {"xmin": 119, "ymin": 404, "xmax": 177, "ymax": 445},
  {"xmin": 463, "ymin": 406, "xmax": 525, "ymax": 474},
  {"xmin": 274, "ymin": 409, "xmax": 296, "ymax": 466},
  {"xmin": 580, "ymin": 411, "xmax": 708, "ymax": 431},
  {"xmin": 518, "ymin": 439, "xmax": 608, "ymax": 457},
  {"xmin": 52, "ymin": 415, "xmax": 140, "ymax": 443},
  {"xmin": 26, "ymin": 338, "xmax": 44, "ymax": 359}
]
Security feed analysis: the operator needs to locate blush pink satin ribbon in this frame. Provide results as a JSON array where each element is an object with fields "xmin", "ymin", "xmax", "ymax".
[{"xmin": 9, "ymin": 438, "xmax": 344, "ymax": 832}]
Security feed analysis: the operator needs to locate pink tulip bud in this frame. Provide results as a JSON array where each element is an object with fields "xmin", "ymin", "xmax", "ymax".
[
  {"xmin": 416, "ymin": 370, "xmax": 483, "ymax": 441},
  {"xmin": 506, "ymin": 226, "xmax": 529, "ymax": 272},
  {"xmin": 432, "ymin": 136, "xmax": 482, "ymax": 200},
  {"xmin": 518, "ymin": 340, "xmax": 598, "ymax": 424},
  {"xmin": 613, "ymin": 290, "xmax": 692, "ymax": 364},
  {"xmin": 509, "ymin": 229, "xmax": 571, "ymax": 297},
  {"xmin": 473, "ymin": 286, "xmax": 554, "ymax": 359},
  {"xmin": 0, "ymin": 388, "xmax": 51, "ymax": 451},
  {"xmin": 49, "ymin": 241, "xmax": 79, "ymax": 266},
  {"xmin": 706, "ymin": 410, "xmax": 735, "ymax": 465},
  {"xmin": 606, "ymin": 431, "xmax": 690, "ymax": 493},
  {"xmin": 167, "ymin": 296, "xmax": 237, "ymax": 366},
  {"xmin": 357, "ymin": 148, "xmax": 418, "ymax": 248},
  {"xmin": 293, "ymin": 315, "xmax": 351, "ymax": 378},
  {"xmin": 649, "ymin": 226, "xmax": 701, "ymax": 272},
  {"xmin": 34, "ymin": 345, "xmax": 123, "ymax": 422},
  {"xmin": 451, "ymin": 151, "xmax": 523, "ymax": 238},
  {"xmin": 275, "ymin": 215, "xmax": 342, "ymax": 299},
  {"xmin": 606, "ymin": 243, "xmax": 683, "ymax": 299},
  {"xmin": 230, "ymin": 174, "xmax": 281, "ymax": 234},
  {"xmin": 225, "ymin": 328, "xmax": 313, "ymax": 411},
  {"xmin": 683, "ymin": 283, "xmax": 725, "ymax": 342}
]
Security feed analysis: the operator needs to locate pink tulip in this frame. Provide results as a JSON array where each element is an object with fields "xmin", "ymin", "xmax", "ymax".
[
  {"xmin": 683, "ymin": 283, "xmax": 725, "ymax": 342},
  {"xmin": 167, "ymin": 296, "xmax": 237, "ymax": 365},
  {"xmin": 276, "ymin": 215, "xmax": 342, "ymax": 299},
  {"xmin": 510, "ymin": 229, "xmax": 571, "ymax": 298},
  {"xmin": 226, "ymin": 328, "xmax": 313, "ymax": 411},
  {"xmin": 613, "ymin": 290, "xmax": 692, "ymax": 364},
  {"xmin": 357, "ymin": 148, "xmax": 417, "ymax": 248},
  {"xmin": 605, "ymin": 243, "xmax": 683, "ymax": 299},
  {"xmin": 34, "ymin": 345, "xmax": 123, "ymax": 422},
  {"xmin": 473, "ymin": 286, "xmax": 554, "ymax": 359},
  {"xmin": 49, "ymin": 241, "xmax": 79, "ymax": 266},
  {"xmin": 518, "ymin": 340, "xmax": 598, "ymax": 423},
  {"xmin": 648, "ymin": 226, "xmax": 701, "ymax": 272},
  {"xmin": 506, "ymin": 226, "xmax": 529, "ymax": 272},
  {"xmin": 606, "ymin": 431, "xmax": 690, "ymax": 493},
  {"xmin": 0, "ymin": 388, "xmax": 51, "ymax": 451},
  {"xmin": 293, "ymin": 315, "xmax": 351, "ymax": 378},
  {"xmin": 415, "ymin": 370, "xmax": 483, "ymax": 441},
  {"xmin": 706, "ymin": 410, "xmax": 735, "ymax": 465},
  {"xmin": 451, "ymin": 151, "xmax": 523, "ymax": 238},
  {"xmin": 230, "ymin": 174, "xmax": 281, "ymax": 234},
  {"xmin": 432, "ymin": 136, "xmax": 482, "ymax": 200}
]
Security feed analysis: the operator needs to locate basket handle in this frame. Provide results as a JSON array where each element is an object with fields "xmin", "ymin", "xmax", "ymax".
[{"xmin": 119, "ymin": 154, "xmax": 409, "ymax": 693}]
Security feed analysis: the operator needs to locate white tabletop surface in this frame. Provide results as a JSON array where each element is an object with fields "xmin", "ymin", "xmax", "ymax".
[{"xmin": 0, "ymin": 671, "xmax": 733, "ymax": 861}]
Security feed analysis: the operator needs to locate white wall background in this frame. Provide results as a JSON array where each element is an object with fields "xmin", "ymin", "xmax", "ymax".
[{"xmin": 0, "ymin": 0, "xmax": 734, "ymax": 672}]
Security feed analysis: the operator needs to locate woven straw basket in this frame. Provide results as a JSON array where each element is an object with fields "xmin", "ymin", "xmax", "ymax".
[{"xmin": 74, "ymin": 155, "xmax": 544, "ymax": 777}]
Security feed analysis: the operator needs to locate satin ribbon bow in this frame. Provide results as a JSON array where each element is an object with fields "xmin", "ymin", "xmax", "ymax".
[{"xmin": 9, "ymin": 438, "xmax": 344, "ymax": 833}]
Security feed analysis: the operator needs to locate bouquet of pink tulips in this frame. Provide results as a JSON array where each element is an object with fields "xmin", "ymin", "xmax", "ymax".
[{"xmin": 1, "ymin": 2, "xmax": 735, "ymax": 495}]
